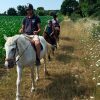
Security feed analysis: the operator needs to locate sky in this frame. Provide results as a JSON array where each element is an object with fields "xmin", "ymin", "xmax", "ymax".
[{"xmin": 0, "ymin": 0, "xmax": 64, "ymax": 13}]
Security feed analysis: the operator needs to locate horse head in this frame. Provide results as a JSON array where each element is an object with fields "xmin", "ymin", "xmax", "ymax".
[{"xmin": 4, "ymin": 35, "xmax": 19, "ymax": 69}]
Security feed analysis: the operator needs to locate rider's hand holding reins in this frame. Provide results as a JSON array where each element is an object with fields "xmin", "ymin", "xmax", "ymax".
[{"xmin": 33, "ymin": 31, "xmax": 38, "ymax": 35}]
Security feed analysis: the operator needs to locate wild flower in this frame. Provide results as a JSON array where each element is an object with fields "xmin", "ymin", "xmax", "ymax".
[
  {"xmin": 92, "ymin": 77, "xmax": 96, "ymax": 80},
  {"xmin": 96, "ymin": 60, "xmax": 100, "ymax": 67},
  {"xmin": 97, "ymin": 83, "xmax": 100, "ymax": 86}
]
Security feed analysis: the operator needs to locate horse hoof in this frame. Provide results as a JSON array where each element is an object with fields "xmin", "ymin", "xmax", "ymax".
[
  {"xmin": 58, "ymin": 45, "xmax": 60, "ymax": 48},
  {"xmin": 48, "ymin": 57, "xmax": 51, "ymax": 61},
  {"xmin": 35, "ymin": 77, "xmax": 39, "ymax": 82},
  {"xmin": 31, "ymin": 88, "xmax": 35, "ymax": 92},
  {"xmin": 16, "ymin": 93, "xmax": 20, "ymax": 97},
  {"xmin": 45, "ymin": 71, "xmax": 49, "ymax": 76},
  {"xmin": 16, "ymin": 96, "xmax": 20, "ymax": 100}
]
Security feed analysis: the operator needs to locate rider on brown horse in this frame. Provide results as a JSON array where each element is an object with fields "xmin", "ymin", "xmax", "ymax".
[
  {"xmin": 52, "ymin": 14, "xmax": 60, "ymax": 32},
  {"xmin": 52, "ymin": 14, "xmax": 60, "ymax": 46},
  {"xmin": 43, "ymin": 20, "xmax": 56, "ymax": 46}
]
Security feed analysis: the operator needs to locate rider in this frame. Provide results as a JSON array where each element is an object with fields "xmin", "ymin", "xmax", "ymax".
[
  {"xmin": 19, "ymin": 4, "xmax": 41, "ymax": 66},
  {"xmin": 52, "ymin": 14, "xmax": 60, "ymax": 32},
  {"xmin": 44, "ymin": 20, "xmax": 56, "ymax": 45},
  {"xmin": 44, "ymin": 20, "xmax": 54, "ymax": 36}
]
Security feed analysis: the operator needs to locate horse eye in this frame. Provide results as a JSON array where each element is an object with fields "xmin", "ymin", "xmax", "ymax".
[{"xmin": 12, "ymin": 48, "xmax": 15, "ymax": 51}]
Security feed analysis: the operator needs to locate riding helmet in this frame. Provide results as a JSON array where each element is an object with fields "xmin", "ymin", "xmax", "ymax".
[{"xmin": 26, "ymin": 3, "xmax": 34, "ymax": 11}]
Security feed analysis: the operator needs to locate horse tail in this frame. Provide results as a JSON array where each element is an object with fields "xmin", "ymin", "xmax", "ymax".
[
  {"xmin": 40, "ymin": 42, "xmax": 52, "ymax": 63},
  {"xmin": 46, "ymin": 42, "xmax": 56, "ymax": 61}
]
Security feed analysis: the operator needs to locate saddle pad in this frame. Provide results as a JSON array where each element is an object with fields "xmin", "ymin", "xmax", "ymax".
[{"xmin": 24, "ymin": 34, "xmax": 43, "ymax": 51}]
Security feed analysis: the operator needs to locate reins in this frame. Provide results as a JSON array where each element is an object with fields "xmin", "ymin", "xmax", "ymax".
[
  {"xmin": 15, "ymin": 42, "xmax": 31, "ymax": 63},
  {"xmin": 15, "ymin": 36, "xmax": 32, "ymax": 63}
]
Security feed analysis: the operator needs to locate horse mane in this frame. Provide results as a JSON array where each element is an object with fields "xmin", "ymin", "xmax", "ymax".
[{"xmin": 6, "ymin": 35, "xmax": 25, "ymax": 46}]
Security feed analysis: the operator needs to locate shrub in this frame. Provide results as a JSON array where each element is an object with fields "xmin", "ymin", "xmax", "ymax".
[
  {"xmin": 70, "ymin": 13, "xmax": 81, "ymax": 21},
  {"xmin": 91, "ymin": 24, "xmax": 100, "ymax": 39}
]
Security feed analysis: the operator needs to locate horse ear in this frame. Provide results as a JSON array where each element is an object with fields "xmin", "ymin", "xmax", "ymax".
[{"xmin": 3, "ymin": 34, "xmax": 8, "ymax": 40}]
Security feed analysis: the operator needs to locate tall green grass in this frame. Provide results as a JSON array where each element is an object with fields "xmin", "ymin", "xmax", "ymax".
[{"xmin": 0, "ymin": 15, "xmax": 63, "ymax": 64}]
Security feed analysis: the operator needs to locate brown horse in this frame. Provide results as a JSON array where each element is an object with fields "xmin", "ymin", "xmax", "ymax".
[
  {"xmin": 54, "ymin": 27, "xmax": 60, "ymax": 48},
  {"xmin": 43, "ymin": 32, "xmax": 57, "ymax": 60}
]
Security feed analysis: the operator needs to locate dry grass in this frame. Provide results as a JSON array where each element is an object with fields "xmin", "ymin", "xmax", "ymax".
[{"xmin": 0, "ymin": 18, "xmax": 100, "ymax": 100}]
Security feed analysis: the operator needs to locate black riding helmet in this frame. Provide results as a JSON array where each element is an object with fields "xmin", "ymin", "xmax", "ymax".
[
  {"xmin": 26, "ymin": 3, "xmax": 34, "ymax": 11},
  {"xmin": 48, "ymin": 20, "xmax": 52, "ymax": 24},
  {"xmin": 53, "ymin": 14, "xmax": 57, "ymax": 19}
]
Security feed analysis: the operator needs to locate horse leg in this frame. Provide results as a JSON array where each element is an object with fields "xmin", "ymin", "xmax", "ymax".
[
  {"xmin": 31, "ymin": 66, "xmax": 35, "ymax": 92},
  {"xmin": 57, "ymin": 34, "xmax": 60, "ymax": 47},
  {"xmin": 16, "ymin": 65, "xmax": 22, "ymax": 99},
  {"xmin": 35, "ymin": 66, "xmax": 39, "ymax": 82},
  {"xmin": 48, "ymin": 54, "xmax": 51, "ymax": 61},
  {"xmin": 52, "ymin": 46, "xmax": 55, "ymax": 56},
  {"xmin": 47, "ymin": 44, "xmax": 51, "ymax": 61},
  {"xmin": 44, "ymin": 56, "xmax": 49, "ymax": 77},
  {"xmin": 57, "ymin": 39, "xmax": 60, "ymax": 48}
]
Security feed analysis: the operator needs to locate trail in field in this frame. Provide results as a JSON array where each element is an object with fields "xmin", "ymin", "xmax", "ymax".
[
  {"xmin": 31, "ymin": 18, "xmax": 95, "ymax": 100},
  {"xmin": 0, "ymin": 18, "xmax": 98, "ymax": 100}
]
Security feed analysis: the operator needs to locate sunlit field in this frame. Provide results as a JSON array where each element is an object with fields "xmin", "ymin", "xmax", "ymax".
[{"xmin": 0, "ymin": 16, "xmax": 100, "ymax": 100}]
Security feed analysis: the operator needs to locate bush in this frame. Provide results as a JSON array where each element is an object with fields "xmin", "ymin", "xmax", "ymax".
[
  {"xmin": 7, "ymin": 8, "xmax": 17, "ymax": 16},
  {"xmin": 93, "ymin": 10, "xmax": 100, "ymax": 17},
  {"xmin": 70, "ymin": 13, "xmax": 81, "ymax": 21},
  {"xmin": 91, "ymin": 24, "xmax": 100, "ymax": 39}
]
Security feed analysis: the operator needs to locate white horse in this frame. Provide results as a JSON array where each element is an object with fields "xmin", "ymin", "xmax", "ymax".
[{"xmin": 4, "ymin": 34, "xmax": 49, "ymax": 100}]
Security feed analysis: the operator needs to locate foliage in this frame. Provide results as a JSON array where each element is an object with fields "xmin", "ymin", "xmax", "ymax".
[
  {"xmin": 91, "ymin": 24, "xmax": 100, "ymax": 39},
  {"xmin": 61, "ymin": 0, "xmax": 79, "ymax": 15},
  {"xmin": 17, "ymin": 5, "xmax": 26, "ymax": 16},
  {"xmin": 79, "ymin": 0, "xmax": 100, "ymax": 17},
  {"xmin": 80, "ymin": 2, "xmax": 89, "ymax": 17},
  {"xmin": 2, "ymin": 4, "xmax": 59, "ymax": 16},
  {"xmin": 7, "ymin": 8, "xmax": 17, "ymax": 16},
  {"xmin": 70, "ymin": 13, "xmax": 81, "ymax": 21},
  {"xmin": 37, "ymin": 7, "xmax": 45, "ymax": 16},
  {"xmin": 61, "ymin": 0, "xmax": 67, "ymax": 15},
  {"xmin": 37, "ymin": 7, "xmax": 44, "ymax": 11},
  {"xmin": 91, "ymin": 3, "xmax": 100, "ymax": 19},
  {"xmin": 61, "ymin": 0, "xmax": 100, "ymax": 19}
]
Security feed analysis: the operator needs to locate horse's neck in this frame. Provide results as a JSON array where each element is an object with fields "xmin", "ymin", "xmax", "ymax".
[{"xmin": 17, "ymin": 35, "xmax": 31, "ymax": 54}]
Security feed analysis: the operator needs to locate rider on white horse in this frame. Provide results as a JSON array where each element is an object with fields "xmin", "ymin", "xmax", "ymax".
[{"xmin": 19, "ymin": 4, "xmax": 41, "ymax": 66}]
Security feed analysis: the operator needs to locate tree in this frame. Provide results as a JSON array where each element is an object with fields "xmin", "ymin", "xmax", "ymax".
[
  {"xmin": 45, "ymin": 10, "xmax": 50, "ymax": 15},
  {"xmin": 61, "ymin": 0, "xmax": 79, "ymax": 15},
  {"xmin": 7, "ymin": 8, "xmax": 17, "ymax": 16},
  {"xmin": 79, "ymin": 0, "xmax": 97, "ymax": 5},
  {"xmin": 79, "ymin": 0, "xmax": 99, "ymax": 17},
  {"xmin": 61, "ymin": 0, "xmax": 67, "ymax": 15},
  {"xmin": 17, "ymin": 5, "xmax": 26, "ymax": 16},
  {"xmin": 80, "ymin": 1, "xmax": 89, "ymax": 17},
  {"xmin": 37, "ymin": 7, "xmax": 45, "ymax": 16}
]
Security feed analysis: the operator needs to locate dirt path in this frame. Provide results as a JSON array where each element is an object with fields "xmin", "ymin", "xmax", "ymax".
[{"xmin": 0, "ymin": 19, "xmax": 98, "ymax": 100}]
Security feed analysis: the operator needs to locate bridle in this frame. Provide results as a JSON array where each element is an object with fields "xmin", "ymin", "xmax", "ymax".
[
  {"xmin": 5, "ymin": 41, "xmax": 18, "ymax": 64},
  {"xmin": 5, "ymin": 37, "xmax": 31, "ymax": 64}
]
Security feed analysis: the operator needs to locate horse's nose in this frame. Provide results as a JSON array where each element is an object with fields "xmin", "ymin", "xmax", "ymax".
[{"xmin": 5, "ymin": 60, "xmax": 15, "ymax": 69}]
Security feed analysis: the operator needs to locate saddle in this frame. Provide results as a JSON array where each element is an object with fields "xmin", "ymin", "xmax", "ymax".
[
  {"xmin": 30, "ymin": 42, "xmax": 43, "ymax": 51},
  {"xmin": 24, "ymin": 34, "xmax": 43, "ymax": 51}
]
